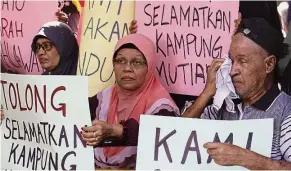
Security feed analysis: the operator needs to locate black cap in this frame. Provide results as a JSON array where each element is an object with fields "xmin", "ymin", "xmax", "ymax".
[
  {"xmin": 239, "ymin": 1, "xmax": 282, "ymax": 35},
  {"xmin": 236, "ymin": 17, "xmax": 288, "ymax": 59}
]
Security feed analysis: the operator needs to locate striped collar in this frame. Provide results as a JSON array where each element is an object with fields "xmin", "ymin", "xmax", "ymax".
[{"xmin": 251, "ymin": 85, "xmax": 281, "ymax": 111}]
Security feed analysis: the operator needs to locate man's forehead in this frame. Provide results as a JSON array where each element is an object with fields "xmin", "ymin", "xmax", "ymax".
[{"xmin": 230, "ymin": 33, "xmax": 263, "ymax": 57}]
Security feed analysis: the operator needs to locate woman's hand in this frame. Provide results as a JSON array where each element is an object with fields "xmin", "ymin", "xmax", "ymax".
[
  {"xmin": 129, "ymin": 20, "xmax": 138, "ymax": 34},
  {"xmin": 232, "ymin": 12, "xmax": 242, "ymax": 37},
  {"xmin": 55, "ymin": 11, "xmax": 68, "ymax": 24},
  {"xmin": 81, "ymin": 120, "xmax": 123, "ymax": 146},
  {"xmin": 0, "ymin": 105, "xmax": 4, "ymax": 121}
]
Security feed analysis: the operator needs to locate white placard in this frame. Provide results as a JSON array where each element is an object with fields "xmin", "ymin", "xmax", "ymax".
[
  {"xmin": 137, "ymin": 115, "xmax": 273, "ymax": 170},
  {"xmin": 1, "ymin": 73, "xmax": 94, "ymax": 170}
]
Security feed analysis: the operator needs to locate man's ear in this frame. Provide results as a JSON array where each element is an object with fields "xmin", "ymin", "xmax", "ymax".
[{"xmin": 265, "ymin": 55, "xmax": 276, "ymax": 74}]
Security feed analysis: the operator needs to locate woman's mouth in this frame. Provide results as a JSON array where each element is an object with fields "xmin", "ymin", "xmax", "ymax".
[{"xmin": 122, "ymin": 76, "xmax": 135, "ymax": 81}]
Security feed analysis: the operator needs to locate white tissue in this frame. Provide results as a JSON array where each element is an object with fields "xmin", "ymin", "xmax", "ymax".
[{"xmin": 213, "ymin": 55, "xmax": 239, "ymax": 112}]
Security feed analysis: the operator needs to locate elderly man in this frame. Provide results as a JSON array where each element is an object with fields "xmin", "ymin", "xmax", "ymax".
[{"xmin": 183, "ymin": 18, "xmax": 291, "ymax": 169}]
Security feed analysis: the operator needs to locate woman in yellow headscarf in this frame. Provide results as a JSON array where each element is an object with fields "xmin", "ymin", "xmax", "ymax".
[{"xmin": 56, "ymin": 0, "xmax": 83, "ymax": 34}]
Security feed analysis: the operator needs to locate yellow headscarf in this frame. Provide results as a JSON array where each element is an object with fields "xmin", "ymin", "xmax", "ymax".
[{"xmin": 72, "ymin": 0, "xmax": 82, "ymax": 14}]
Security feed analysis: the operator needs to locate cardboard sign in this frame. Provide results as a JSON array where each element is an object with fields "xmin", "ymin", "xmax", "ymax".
[
  {"xmin": 1, "ymin": 1, "xmax": 58, "ymax": 74},
  {"xmin": 135, "ymin": 1, "xmax": 239, "ymax": 96},
  {"xmin": 0, "ymin": 74, "xmax": 94, "ymax": 170},
  {"xmin": 137, "ymin": 115, "xmax": 273, "ymax": 170},
  {"xmin": 78, "ymin": 0, "xmax": 134, "ymax": 96}
]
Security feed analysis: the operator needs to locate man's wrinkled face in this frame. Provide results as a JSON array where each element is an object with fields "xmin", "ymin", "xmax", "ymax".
[{"xmin": 229, "ymin": 33, "xmax": 275, "ymax": 99}]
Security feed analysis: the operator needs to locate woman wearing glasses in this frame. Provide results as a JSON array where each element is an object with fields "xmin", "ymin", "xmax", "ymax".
[
  {"xmin": 31, "ymin": 21, "xmax": 79, "ymax": 75},
  {"xmin": 81, "ymin": 34, "xmax": 179, "ymax": 169},
  {"xmin": 0, "ymin": 22, "xmax": 79, "ymax": 122}
]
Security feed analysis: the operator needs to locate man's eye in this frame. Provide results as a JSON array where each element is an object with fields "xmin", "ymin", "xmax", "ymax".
[{"xmin": 240, "ymin": 59, "xmax": 247, "ymax": 63}]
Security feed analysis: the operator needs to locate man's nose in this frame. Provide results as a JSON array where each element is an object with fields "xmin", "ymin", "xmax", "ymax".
[{"xmin": 230, "ymin": 63, "xmax": 239, "ymax": 77}]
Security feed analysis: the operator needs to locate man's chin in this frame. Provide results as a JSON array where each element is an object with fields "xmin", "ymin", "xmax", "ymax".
[{"xmin": 236, "ymin": 91, "xmax": 246, "ymax": 99}]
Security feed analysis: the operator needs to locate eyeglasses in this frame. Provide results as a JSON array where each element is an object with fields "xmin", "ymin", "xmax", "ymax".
[
  {"xmin": 35, "ymin": 42, "xmax": 53, "ymax": 53},
  {"xmin": 113, "ymin": 58, "xmax": 147, "ymax": 69}
]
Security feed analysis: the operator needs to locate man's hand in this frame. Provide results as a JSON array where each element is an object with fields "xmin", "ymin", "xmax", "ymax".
[
  {"xmin": 204, "ymin": 142, "xmax": 291, "ymax": 170},
  {"xmin": 203, "ymin": 58, "xmax": 225, "ymax": 97},
  {"xmin": 182, "ymin": 59, "xmax": 225, "ymax": 118},
  {"xmin": 204, "ymin": 142, "xmax": 246, "ymax": 166}
]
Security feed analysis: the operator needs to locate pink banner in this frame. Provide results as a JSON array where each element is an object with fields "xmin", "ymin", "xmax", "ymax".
[
  {"xmin": 1, "ymin": 1, "xmax": 58, "ymax": 74},
  {"xmin": 136, "ymin": 1, "xmax": 238, "ymax": 96}
]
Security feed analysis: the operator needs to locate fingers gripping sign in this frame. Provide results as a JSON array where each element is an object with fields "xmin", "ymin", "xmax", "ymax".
[
  {"xmin": 81, "ymin": 120, "xmax": 114, "ymax": 146},
  {"xmin": 204, "ymin": 142, "xmax": 247, "ymax": 166}
]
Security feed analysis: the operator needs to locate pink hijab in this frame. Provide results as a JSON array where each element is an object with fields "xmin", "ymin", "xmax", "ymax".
[{"xmin": 104, "ymin": 34, "xmax": 175, "ymax": 157}]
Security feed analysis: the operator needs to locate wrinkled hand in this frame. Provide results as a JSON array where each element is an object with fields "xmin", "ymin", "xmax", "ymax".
[
  {"xmin": 232, "ymin": 12, "xmax": 242, "ymax": 37},
  {"xmin": 129, "ymin": 20, "xmax": 137, "ymax": 34},
  {"xmin": 204, "ymin": 142, "xmax": 247, "ymax": 166},
  {"xmin": 55, "ymin": 11, "xmax": 68, "ymax": 23},
  {"xmin": 203, "ymin": 58, "xmax": 225, "ymax": 97},
  {"xmin": 0, "ymin": 105, "xmax": 4, "ymax": 121},
  {"xmin": 81, "ymin": 120, "xmax": 113, "ymax": 146}
]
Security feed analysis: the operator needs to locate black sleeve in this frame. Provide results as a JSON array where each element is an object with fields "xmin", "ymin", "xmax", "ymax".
[
  {"xmin": 121, "ymin": 109, "xmax": 177, "ymax": 146},
  {"xmin": 88, "ymin": 95, "xmax": 98, "ymax": 121},
  {"xmin": 97, "ymin": 109, "xmax": 177, "ymax": 147}
]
